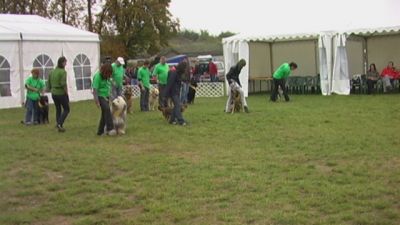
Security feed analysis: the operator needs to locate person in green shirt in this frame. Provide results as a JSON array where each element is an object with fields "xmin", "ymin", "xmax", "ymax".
[
  {"xmin": 23, "ymin": 68, "xmax": 45, "ymax": 125},
  {"xmin": 111, "ymin": 57, "xmax": 125, "ymax": 99},
  {"xmin": 152, "ymin": 56, "xmax": 169, "ymax": 107},
  {"xmin": 92, "ymin": 63, "xmax": 116, "ymax": 136},
  {"xmin": 47, "ymin": 56, "xmax": 69, "ymax": 132},
  {"xmin": 270, "ymin": 62, "xmax": 298, "ymax": 102},
  {"xmin": 138, "ymin": 60, "xmax": 151, "ymax": 111}
]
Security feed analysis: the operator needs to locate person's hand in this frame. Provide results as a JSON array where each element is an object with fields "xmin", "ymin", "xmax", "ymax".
[{"xmin": 95, "ymin": 101, "xmax": 100, "ymax": 108}]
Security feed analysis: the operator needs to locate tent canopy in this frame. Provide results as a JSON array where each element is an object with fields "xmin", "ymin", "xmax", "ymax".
[{"xmin": 0, "ymin": 14, "xmax": 99, "ymax": 42}]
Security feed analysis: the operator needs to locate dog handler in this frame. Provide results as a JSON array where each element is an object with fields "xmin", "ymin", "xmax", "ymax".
[
  {"xmin": 111, "ymin": 57, "xmax": 125, "ymax": 99},
  {"xmin": 270, "ymin": 62, "xmax": 298, "ymax": 102},
  {"xmin": 23, "ymin": 68, "xmax": 45, "ymax": 125},
  {"xmin": 92, "ymin": 63, "xmax": 116, "ymax": 136},
  {"xmin": 138, "ymin": 60, "xmax": 151, "ymax": 112},
  {"xmin": 152, "ymin": 56, "xmax": 169, "ymax": 107},
  {"xmin": 225, "ymin": 59, "xmax": 249, "ymax": 113},
  {"xmin": 47, "ymin": 56, "xmax": 69, "ymax": 132}
]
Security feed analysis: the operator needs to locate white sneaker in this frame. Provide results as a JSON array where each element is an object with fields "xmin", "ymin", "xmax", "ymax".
[{"xmin": 107, "ymin": 129, "xmax": 117, "ymax": 136}]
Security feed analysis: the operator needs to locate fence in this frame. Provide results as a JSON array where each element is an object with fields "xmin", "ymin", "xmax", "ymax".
[{"xmin": 123, "ymin": 82, "xmax": 226, "ymax": 98}]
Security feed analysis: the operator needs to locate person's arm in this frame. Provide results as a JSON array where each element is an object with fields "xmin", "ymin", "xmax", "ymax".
[
  {"xmin": 226, "ymin": 67, "xmax": 234, "ymax": 84},
  {"xmin": 60, "ymin": 70, "xmax": 68, "ymax": 95},
  {"xmin": 92, "ymin": 74, "xmax": 100, "ymax": 107}
]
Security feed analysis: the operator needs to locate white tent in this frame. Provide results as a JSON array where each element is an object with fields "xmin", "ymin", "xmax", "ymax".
[
  {"xmin": 223, "ymin": 23, "xmax": 400, "ymax": 96},
  {"xmin": 0, "ymin": 14, "xmax": 100, "ymax": 109}
]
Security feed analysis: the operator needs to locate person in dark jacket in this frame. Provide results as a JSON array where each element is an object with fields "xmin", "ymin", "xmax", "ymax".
[
  {"xmin": 163, "ymin": 61, "xmax": 188, "ymax": 126},
  {"xmin": 225, "ymin": 59, "xmax": 249, "ymax": 113}
]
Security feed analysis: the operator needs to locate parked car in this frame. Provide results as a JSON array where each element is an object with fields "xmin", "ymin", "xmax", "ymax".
[{"xmin": 214, "ymin": 61, "xmax": 225, "ymax": 81}]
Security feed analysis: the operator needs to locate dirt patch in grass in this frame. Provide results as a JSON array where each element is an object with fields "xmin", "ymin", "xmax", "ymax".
[{"xmin": 31, "ymin": 216, "xmax": 73, "ymax": 225}]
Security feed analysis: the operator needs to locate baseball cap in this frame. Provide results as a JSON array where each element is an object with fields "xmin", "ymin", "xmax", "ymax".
[{"xmin": 117, "ymin": 57, "xmax": 125, "ymax": 65}]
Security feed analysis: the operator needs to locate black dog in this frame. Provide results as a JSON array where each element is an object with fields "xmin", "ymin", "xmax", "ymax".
[
  {"xmin": 37, "ymin": 95, "xmax": 49, "ymax": 124},
  {"xmin": 187, "ymin": 79, "xmax": 198, "ymax": 104}
]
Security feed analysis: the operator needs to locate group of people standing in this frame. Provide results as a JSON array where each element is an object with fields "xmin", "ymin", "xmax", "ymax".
[{"xmin": 23, "ymin": 56, "xmax": 70, "ymax": 133}]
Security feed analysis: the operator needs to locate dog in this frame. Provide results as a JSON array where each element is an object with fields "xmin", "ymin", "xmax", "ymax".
[
  {"xmin": 277, "ymin": 86, "xmax": 284, "ymax": 101},
  {"xmin": 159, "ymin": 98, "xmax": 187, "ymax": 121},
  {"xmin": 187, "ymin": 79, "xmax": 198, "ymax": 104},
  {"xmin": 149, "ymin": 87, "xmax": 159, "ymax": 111},
  {"xmin": 111, "ymin": 96, "xmax": 127, "ymax": 135},
  {"xmin": 227, "ymin": 88, "xmax": 242, "ymax": 113},
  {"xmin": 122, "ymin": 85, "xmax": 134, "ymax": 114},
  {"xmin": 37, "ymin": 95, "xmax": 49, "ymax": 124}
]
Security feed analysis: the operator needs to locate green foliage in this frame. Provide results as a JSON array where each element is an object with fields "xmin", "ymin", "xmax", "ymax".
[
  {"xmin": 97, "ymin": 0, "xmax": 179, "ymax": 57},
  {"xmin": 0, "ymin": 95, "xmax": 400, "ymax": 224},
  {"xmin": 218, "ymin": 31, "xmax": 236, "ymax": 39},
  {"xmin": 0, "ymin": 0, "xmax": 50, "ymax": 16}
]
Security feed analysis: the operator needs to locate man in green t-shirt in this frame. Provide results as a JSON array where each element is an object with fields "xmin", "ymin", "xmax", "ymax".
[
  {"xmin": 24, "ymin": 68, "xmax": 45, "ymax": 125},
  {"xmin": 270, "ymin": 62, "xmax": 298, "ymax": 102},
  {"xmin": 152, "ymin": 56, "xmax": 169, "ymax": 107},
  {"xmin": 111, "ymin": 57, "xmax": 125, "ymax": 99},
  {"xmin": 138, "ymin": 60, "xmax": 151, "ymax": 112}
]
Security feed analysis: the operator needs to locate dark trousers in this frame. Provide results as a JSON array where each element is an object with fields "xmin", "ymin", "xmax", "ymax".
[
  {"xmin": 158, "ymin": 84, "xmax": 167, "ymax": 107},
  {"xmin": 366, "ymin": 79, "xmax": 377, "ymax": 94},
  {"xmin": 170, "ymin": 94, "xmax": 185, "ymax": 124},
  {"xmin": 52, "ymin": 94, "xmax": 70, "ymax": 126},
  {"xmin": 270, "ymin": 78, "xmax": 289, "ymax": 102},
  {"xmin": 97, "ymin": 96, "xmax": 114, "ymax": 135},
  {"xmin": 140, "ymin": 87, "xmax": 149, "ymax": 111}
]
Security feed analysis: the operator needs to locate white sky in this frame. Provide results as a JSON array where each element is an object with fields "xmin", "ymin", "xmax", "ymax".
[{"xmin": 169, "ymin": 0, "xmax": 400, "ymax": 36}]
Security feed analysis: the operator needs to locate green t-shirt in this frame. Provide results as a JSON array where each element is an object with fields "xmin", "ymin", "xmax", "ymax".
[
  {"xmin": 138, "ymin": 67, "xmax": 151, "ymax": 89},
  {"xmin": 92, "ymin": 71, "xmax": 111, "ymax": 97},
  {"xmin": 47, "ymin": 67, "xmax": 67, "ymax": 95},
  {"xmin": 25, "ymin": 76, "xmax": 45, "ymax": 101},
  {"xmin": 152, "ymin": 63, "xmax": 169, "ymax": 85},
  {"xmin": 112, "ymin": 63, "xmax": 125, "ymax": 88},
  {"xmin": 273, "ymin": 63, "xmax": 291, "ymax": 79}
]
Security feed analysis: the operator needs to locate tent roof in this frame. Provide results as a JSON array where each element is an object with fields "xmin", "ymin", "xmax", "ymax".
[
  {"xmin": 0, "ymin": 14, "xmax": 99, "ymax": 42},
  {"xmin": 223, "ymin": 21, "xmax": 400, "ymax": 44}
]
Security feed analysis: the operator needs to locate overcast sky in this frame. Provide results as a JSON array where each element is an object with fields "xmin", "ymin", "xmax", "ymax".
[{"xmin": 169, "ymin": 0, "xmax": 400, "ymax": 35}]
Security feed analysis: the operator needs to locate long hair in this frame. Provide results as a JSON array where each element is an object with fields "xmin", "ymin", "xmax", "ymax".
[
  {"xmin": 57, "ymin": 56, "xmax": 67, "ymax": 69},
  {"xmin": 369, "ymin": 63, "xmax": 377, "ymax": 72},
  {"xmin": 100, "ymin": 63, "xmax": 113, "ymax": 79}
]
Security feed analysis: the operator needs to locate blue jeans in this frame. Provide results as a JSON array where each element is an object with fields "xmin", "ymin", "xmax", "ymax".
[
  {"xmin": 170, "ymin": 94, "xmax": 185, "ymax": 124},
  {"xmin": 180, "ymin": 82, "xmax": 189, "ymax": 104},
  {"xmin": 52, "ymin": 94, "xmax": 70, "ymax": 127},
  {"xmin": 24, "ymin": 98, "xmax": 38, "ymax": 124},
  {"xmin": 131, "ymin": 79, "xmax": 138, "ymax": 85}
]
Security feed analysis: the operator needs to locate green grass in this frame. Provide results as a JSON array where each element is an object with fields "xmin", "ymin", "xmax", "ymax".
[{"xmin": 0, "ymin": 94, "xmax": 399, "ymax": 225}]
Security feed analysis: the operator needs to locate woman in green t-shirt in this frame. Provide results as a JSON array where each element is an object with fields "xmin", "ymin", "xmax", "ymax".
[
  {"xmin": 92, "ymin": 63, "xmax": 116, "ymax": 136},
  {"xmin": 24, "ymin": 68, "xmax": 45, "ymax": 125}
]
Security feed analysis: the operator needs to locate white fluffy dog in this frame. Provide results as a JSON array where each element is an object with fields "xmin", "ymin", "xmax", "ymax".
[
  {"xmin": 149, "ymin": 87, "xmax": 159, "ymax": 111},
  {"xmin": 111, "ymin": 96, "xmax": 127, "ymax": 135}
]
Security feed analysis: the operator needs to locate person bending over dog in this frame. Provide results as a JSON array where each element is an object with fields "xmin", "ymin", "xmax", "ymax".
[
  {"xmin": 225, "ymin": 59, "xmax": 249, "ymax": 113},
  {"xmin": 163, "ymin": 61, "xmax": 188, "ymax": 126},
  {"xmin": 270, "ymin": 62, "xmax": 297, "ymax": 102},
  {"xmin": 92, "ymin": 63, "xmax": 117, "ymax": 136},
  {"xmin": 23, "ymin": 68, "xmax": 45, "ymax": 125}
]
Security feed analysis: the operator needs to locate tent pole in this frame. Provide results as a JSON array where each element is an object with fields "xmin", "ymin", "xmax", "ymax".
[
  {"xmin": 18, "ymin": 33, "xmax": 25, "ymax": 106},
  {"xmin": 314, "ymin": 40, "xmax": 318, "ymax": 75},
  {"xmin": 363, "ymin": 37, "xmax": 368, "ymax": 74}
]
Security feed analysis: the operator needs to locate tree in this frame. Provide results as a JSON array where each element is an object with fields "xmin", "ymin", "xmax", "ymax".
[
  {"xmin": 218, "ymin": 31, "xmax": 236, "ymax": 39},
  {"xmin": 97, "ymin": 0, "xmax": 179, "ymax": 57},
  {"xmin": 48, "ymin": 0, "xmax": 85, "ymax": 27},
  {"xmin": 86, "ymin": 0, "xmax": 96, "ymax": 32},
  {"xmin": 0, "ymin": 0, "xmax": 49, "ymax": 16}
]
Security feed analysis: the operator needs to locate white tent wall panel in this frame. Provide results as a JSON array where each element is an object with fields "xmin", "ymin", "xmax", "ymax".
[
  {"xmin": 62, "ymin": 42, "xmax": 99, "ymax": 102},
  {"xmin": 248, "ymin": 42, "xmax": 271, "ymax": 78},
  {"xmin": 367, "ymin": 34, "xmax": 400, "ymax": 72},
  {"xmin": 271, "ymin": 40, "xmax": 318, "ymax": 76},
  {"xmin": 0, "ymin": 41, "xmax": 21, "ymax": 108},
  {"xmin": 346, "ymin": 40, "xmax": 364, "ymax": 76},
  {"xmin": 238, "ymin": 41, "xmax": 249, "ymax": 97}
]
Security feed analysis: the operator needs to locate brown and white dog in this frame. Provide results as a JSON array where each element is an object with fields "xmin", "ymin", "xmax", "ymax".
[
  {"xmin": 122, "ymin": 85, "xmax": 134, "ymax": 114},
  {"xmin": 228, "ymin": 88, "xmax": 242, "ymax": 113},
  {"xmin": 149, "ymin": 87, "xmax": 159, "ymax": 111},
  {"xmin": 111, "ymin": 96, "xmax": 127, "ymax": 135}
]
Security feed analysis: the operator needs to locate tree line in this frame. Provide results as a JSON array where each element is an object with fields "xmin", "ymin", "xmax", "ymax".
[{"xmin": 0, "ymin": 0, "xmax": 234, "ymax": 59}]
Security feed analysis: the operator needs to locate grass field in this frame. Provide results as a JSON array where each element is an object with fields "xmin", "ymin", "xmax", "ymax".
[{"xmin": 0, "ymin": 94, "xmax": 399, "ymax": 225}]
